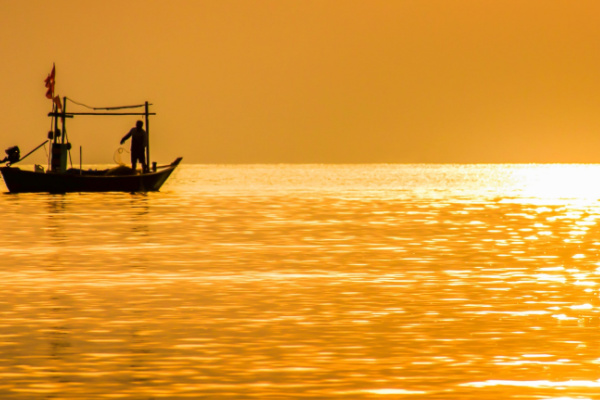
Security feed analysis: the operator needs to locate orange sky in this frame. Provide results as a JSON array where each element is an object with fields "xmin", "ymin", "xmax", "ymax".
[{"xmin": 3, "ymin": 0, "xmax": 600, "ymax": 164}]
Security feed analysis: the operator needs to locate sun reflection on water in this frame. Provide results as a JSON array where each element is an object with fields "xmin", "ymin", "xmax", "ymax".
[
  {"xmin": 490, "ymin": 165, "xmax": 600, "ymax": 210},
  {"xmin": 3, "ymin": 165, "xmax": 600, "ymax": 398},
  {"xmin": 515, "ymin": 165, "xmax": 600, "ymax": 202}
]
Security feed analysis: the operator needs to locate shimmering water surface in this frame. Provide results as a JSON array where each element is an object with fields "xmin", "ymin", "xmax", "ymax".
[{"xmin": 4, "ymin": 164, "xmax": 600, "ymax": 399}]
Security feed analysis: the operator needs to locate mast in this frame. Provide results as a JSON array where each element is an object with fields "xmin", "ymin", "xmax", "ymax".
[
  {"xmin": 50, "ymin": 98, "xmax": 71, "ymax": 173},
  {"xmin": 145, "ymin": 101, "xmax": 150, "ymax": 173},
  {"xmin": 61, "ymin": 96, "xmax": 66, "ymax": 144},
  {"xmin": 53, "ymin": 103, "xmax": 59, "ymax": 144}
]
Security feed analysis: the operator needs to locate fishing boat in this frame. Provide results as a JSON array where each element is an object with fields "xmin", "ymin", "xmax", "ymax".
[{"xmin": 0, "ymin": 97, "xmax": 182, "ymax": 193}]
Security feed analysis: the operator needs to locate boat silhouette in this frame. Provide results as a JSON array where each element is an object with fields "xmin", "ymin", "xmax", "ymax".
[{"xmin": 1, "ymin": 98, "xmax": 182, "ymax": 193}]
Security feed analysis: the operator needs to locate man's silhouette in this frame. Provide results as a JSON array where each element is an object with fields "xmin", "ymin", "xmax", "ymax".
[{"xmin": 120, "ymin": 120, "xmax": 148, "ymax": 172}]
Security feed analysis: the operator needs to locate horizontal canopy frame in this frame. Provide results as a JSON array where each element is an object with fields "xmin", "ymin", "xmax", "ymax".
[{"xmin": 49, "ymin": 112, "xmax": 156, "ymax": 117}]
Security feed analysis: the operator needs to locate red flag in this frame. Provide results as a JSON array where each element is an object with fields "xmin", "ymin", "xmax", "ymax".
[
  {"xmin": 53, "ymin": 95, "xmax": 62, "ymax": 111},
  {"xmin": 45, "ymin": 64, "xmax": 55, "ymax": 99}
]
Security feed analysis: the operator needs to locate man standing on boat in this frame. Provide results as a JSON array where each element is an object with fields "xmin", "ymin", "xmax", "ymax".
[{"xmin": 120, "ymin": 120, "xmax": 148, "ymax": 173}]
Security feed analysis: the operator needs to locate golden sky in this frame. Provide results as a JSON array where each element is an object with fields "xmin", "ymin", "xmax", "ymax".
[{"xmin": 3, "ymin": 0, "xmax": 600, "ymax": 163}]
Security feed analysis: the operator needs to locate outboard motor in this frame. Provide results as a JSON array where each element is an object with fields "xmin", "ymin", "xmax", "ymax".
[{"xmin": 1, "ymin": 146, "xmax": 20, "ymax": 165}]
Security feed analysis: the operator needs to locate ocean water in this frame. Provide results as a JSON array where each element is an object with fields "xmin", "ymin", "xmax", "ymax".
[{"xmin": 3, "ymin": 164, "xmax": 600, "ymax": 399}]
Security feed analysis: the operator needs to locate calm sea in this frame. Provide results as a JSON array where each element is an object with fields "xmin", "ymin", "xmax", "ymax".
[{"xmin": 3, "ymin": 164, "xmax": 600, "ymax": 399}]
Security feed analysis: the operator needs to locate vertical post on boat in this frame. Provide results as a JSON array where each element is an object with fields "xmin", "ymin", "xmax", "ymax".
[
  {"xmin": 145, "ymin": 101, "xmax": 150, "ymax": 173},
  {"xmin": 51, "ymin": 98, "xmax": 68, "ymax": 173},
  {"xmin": 49, "ymin": 103, "xmax": 57, "ymax": 171},
  {"xmin": 53, "ymin": 103, "xmax": 59, "ymax": 144},
  {"xmin": 64, "ymin": 96, "xmax": 74, "ymax": 169},
  {"xmin": 50, "ymin": 103, "xmax": 59, "ymax": 172},
  {"xmin": 61, "ymin": 97, "xmax": 66, "ymax": 144},
  {"xmin": 80, "ymin": 146, "xmax": 82, "ymax": 175}
]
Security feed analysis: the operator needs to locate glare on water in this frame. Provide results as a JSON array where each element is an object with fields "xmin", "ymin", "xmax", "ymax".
[{"xmin": 2, "ymin": 164, "xmax": 600, "ymax": 399}]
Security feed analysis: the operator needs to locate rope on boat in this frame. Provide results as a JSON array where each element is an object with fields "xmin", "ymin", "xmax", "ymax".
[
  {"xmin": 65, "ymin": 130, "xmax": 73, "ymax": 169},
  {"xmin": 113, "ymin": 147, "xmax": 129, "ymax": 166},
  {"xmin": 12, "ymin": 140, "xmax": 49, "ymax": 165},
  {"xmin": 66, "ymin": 97, "xmax": 150, "ymax": 110}
]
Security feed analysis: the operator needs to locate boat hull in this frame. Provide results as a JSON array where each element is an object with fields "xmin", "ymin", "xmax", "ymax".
[{"xmin": 0, "ymin": 158, "xmax": 182, "ymax": 193}]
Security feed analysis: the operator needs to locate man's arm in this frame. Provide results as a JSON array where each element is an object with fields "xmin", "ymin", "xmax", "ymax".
[{"xmin": 120, "ymin": 130, "xmax": 133, "ymax": 145}]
